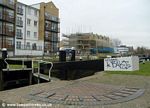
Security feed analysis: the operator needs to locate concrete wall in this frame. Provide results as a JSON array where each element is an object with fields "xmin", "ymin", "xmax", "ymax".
[{"xmin": 104, "ymin": 56, "xmax": 139, "ymax": 71}]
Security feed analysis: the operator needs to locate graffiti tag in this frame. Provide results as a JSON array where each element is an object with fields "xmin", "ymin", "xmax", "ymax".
[{"xmin": 105, "ymin": 59, "xmax": 131, "ymax": 69}]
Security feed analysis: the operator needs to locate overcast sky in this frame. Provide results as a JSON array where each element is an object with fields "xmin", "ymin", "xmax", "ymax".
[{"xmin": 18, "ymin": 0, "xmax": 150, "ymax": 48}]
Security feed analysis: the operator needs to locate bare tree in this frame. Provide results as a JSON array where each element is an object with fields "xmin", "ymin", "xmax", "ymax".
[
  {"xmin": 134, "ymin": 46, "xmax": 150, "ymax": 56},
  {"xmin": 112, "ymin": 38, "xmax": 122, "ymax": 47}
]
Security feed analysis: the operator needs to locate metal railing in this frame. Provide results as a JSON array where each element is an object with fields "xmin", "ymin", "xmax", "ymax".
[
  {"xmin": 4, "ymin": 58, "xmax": 29, "ymax": 70},
  {"xmin": 45, "ymin": 14, "xmax": 60, "ymax": 22},
  {"xmin": 16, "ymin": 44, "xmax": 43, "ymax": 51},
  {"xmin": 16, "ymin": 32, "xmax": 23, "ymax": 39},
  {"xmin": 3, "ymin": 13, "xmax": 15, "ymax": 22},
  {"xmin": 16, "ymin": 20, "xmax": 23, "ymax": 27},
  {"xmin": 17, "ymin": 8, "xmax": 23, "ymax": 15},
  {"xmin": 32, "ymin": 60, "xmax": 53, "ymax": 82},
  {"xmin": 0, "ymin": 0, "xmax": 15, "ymax": 9}
]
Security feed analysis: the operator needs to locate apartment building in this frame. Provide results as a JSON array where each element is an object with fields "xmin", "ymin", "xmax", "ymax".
[
  {"xmin": 0, "ymin": 0, "xmax": 59, "ymax": 56},
  {"xmin": 32, "ymin": 2, "xmax": 60, "ymax": 55},
  {"xmin": 15, "ymin": 2, "xmax": 43, "ymax": 56},
  {"xmin": 0, "ymin": 0, "xmax": 16, "ymax": 56},
  {"xmin": 65, "ymin": 33, "xmax": 113, "ymax": 54}
]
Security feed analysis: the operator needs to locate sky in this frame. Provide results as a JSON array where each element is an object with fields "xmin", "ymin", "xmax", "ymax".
[{"xmin": 18, "ymin": 0, "xmax": 150, "ymax": 48}]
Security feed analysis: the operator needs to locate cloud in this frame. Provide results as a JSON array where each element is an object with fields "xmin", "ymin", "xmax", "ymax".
[{"xmin": 18, "ymin": 0, "xmax": 150, "ymax": 48}]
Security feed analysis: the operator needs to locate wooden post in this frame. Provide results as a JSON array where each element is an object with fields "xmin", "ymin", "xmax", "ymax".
[
  {"xmin": 0, "ymin": 59, "xmax": 5, "ymax": 91},
  {"xmin": 29, "ymin": 70, "xmax": 32, "ymax": 85},
  {"xmin": 28, "ymin": 60, "xmax": 32, "ymax": 85},
  {"xmin": 0, "ymin": 70, "xmax": 3, "ymax": 91}
]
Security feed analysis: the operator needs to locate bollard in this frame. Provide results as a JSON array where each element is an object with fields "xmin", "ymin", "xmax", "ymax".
[
  {"xmin": 79, "ymin": 56, "xmax": 82, "ymax": 61},
  {"xmin": 70, "ymin": 47, "xmax": 75, "ymax": 61},
  {"xmin": 1, "ymin": 48, "xmax": 8, "ymax": 69},
  {"xmin": 71, "ymin": 50, "xmax": 75, "ymax": 61},
  {"xmin": 59, "ymin": 47, "xmax": 66, "ymax": 62},
  {"xmin": 2, "ymin": 48, "xmax": 8, "ymax": 60}
]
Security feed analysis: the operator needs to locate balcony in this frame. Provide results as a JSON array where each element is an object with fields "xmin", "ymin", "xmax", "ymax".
[
  {"xmin": 45, "ymin": 27, "xmax": 59, "ymax": 33},
  {"xmin": 45, "ymin": 36, "xmax": 51, "ymax": 41},
  {"xmin": 0, "ymin": 0, "xmax": 15, "ymax": 10},
  {"xmin": 45, "ymin": 32, "xmax": 51, "ymax": 41},
  {"xmin": 45, "ymin": 14, "xmax": 60, "ymax": 23},
  {"xmin": 16, "ymin": 32, "xmax": 23, "ymax": 39},
  {"xmin": 44, "ymin": 47, "xmax": 51, "ymax": 52},
  {"xmin": 5, "ymin": 44, "xmax": 14, "ymax": 50},
  {"xmin": 2, "ymin": 27, "xmax": 14, "ymax": 36},
  {"xmin": 16, "ymin": 20, "xmax": 23, "ymax": 27},
  {"xmin": 17, "ymin": 44, "xmax": 43, "ymax": 51},
  {"xmin": 5, "ymin": 29, "xmax": 14, "ymax": 36},
  {"xmin": 17, "ymin": 7, "xmax": 23, "ymax": 15},
  {"xmin": 3, "ymin": 13, "xmax": 15, "ymax": 23}
]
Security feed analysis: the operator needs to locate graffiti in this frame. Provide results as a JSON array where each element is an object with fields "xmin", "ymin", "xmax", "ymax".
[{"xmin": 105, "ymin": 59, "xmax": 131, "ymax": 69}]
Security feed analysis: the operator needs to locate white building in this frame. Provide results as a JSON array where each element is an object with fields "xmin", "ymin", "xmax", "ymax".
[
  {"xmin": 114, "ymin": 45, "xmax": 129, "ymax": 55},
  {"xmin": 15, "ymin": 2, "xmax": 44, "ymax": 56}
]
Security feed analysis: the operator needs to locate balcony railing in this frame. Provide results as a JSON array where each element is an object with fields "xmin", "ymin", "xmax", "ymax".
[
  {"xmin": 16, "ymin": 20, "xmax": 23, "ymax": 27},
  {"xmin": 45, "ymin": 14, "xmax": 60, "ymax": 23},
  {"xmin": 2, "ymin": 27, "xmax": 14, "ymax": 36},
  {"xmin": 16, "ymin": 44, "xmax": 43, "ymax": 51},
  {"xmin": 45, "ymin": 36, "xmax": 51, "ymax": 41},
  {"xmin": 5, "ymin": 30, "xmax": 14, "ymax": 36},
  {"xmin": 3, "ymin": 44, "xmax": 14, "ymax": 50},
  {"xmin": 45, "ymin": 27, "xmax": 59, "ymax": 33},
  {"xmin": 44, "ymin": 46, "xmax": 51, "ymax": 51},
  {"xmin": 0, "ymin": 0, "xmax": 15, "ymax": 9},
  {"xmin": 3, "ymin": 13, "xmax": 15, "ymax": 23},
  {"xmin": 17, "ymin": 7, "xmax": 23, "ymax": 15}
]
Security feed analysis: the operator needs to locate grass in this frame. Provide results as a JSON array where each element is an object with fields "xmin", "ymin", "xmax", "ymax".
[
  {"xmin": 9, "ymin": 65, "xmax": 25, "ymax": 69},
  {"xmin": 106, "ymin": 61, "xmax": 150, "ymax": 76}
]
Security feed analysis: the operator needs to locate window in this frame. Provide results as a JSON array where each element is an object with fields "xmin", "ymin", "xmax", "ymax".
[
  {"xmin": 16, "ymin": 41, "xmax": 21, "ymax": 49},
  {"xmin": 16, "ymin": 29, "xmax": 22, "ymax": 38},
  {"xmin": 45, "ymin": 32, "xmax": 49, "ymax": 38},
  {"xmin": 27, "ymin": 19, "xmax": 31, "ymax": 25},
  {"xmin": 52, "ymin": 33, "xmax": 58, "ymax": 42},
  {"xmin": 7, "ymin": 39, "xmax": 13, "ymax": 46},
  {"xmin": 5, "ymin": 23, "xmax": 13, "ymax": 36},
  {"xmin": 34, "ymin": 10, "xmax": 37, "ymax": 16},
  {"xmin": 26, "ymin": 42, "xmax": 30, "ymax": 50},
  {"xmin": 8, "ymin": 0, "xmax": 14, "ymax": 4},
  {"xmin": 44, "ymin": 42, "xmax": 50, "ymax": 50},
  {"xmin": 8, "ymin": 25, "xmax": 13, "ymax": 32},
  {"xmin": 53, "ymin": 42, "xmax": 58, "ymax": 52},
  {"xmin": 17, "ymin": 16, "xmax": 23, "ymax": 26},
  {"xmin": 45, "ymin": 21, "xmax": 51, "ymax": 30},
  {"xmin": 51, "ymin": 22, "xmax": 58, "ymax": 31},
  {"xmin": 34, "ymin": 32, "xmax": 37, "ymax": 38},
  {"xmin": 34, "ymin": 21, "xmax": 37, "ymax": 27},
  {"xmin": 27, "ymin": 31, "xmax": 30, "ymax": 37},
  {"xmin": 17, "ymin": 16, "xmax": 22, "ymax": 21},
  {"xmin": 17, "ymin": 4, "xmax": 23, "ymax": 15},
  {"xmin": 6, "ymin": 9, "xmax": 14, "ymax": 20},
  {"xmin": 32, "ymin": 43, "xmax": 37, "ymax": 50},
  {"xmin": 45, "ymin": 22, "xmax": 49, "ymax": 28}
]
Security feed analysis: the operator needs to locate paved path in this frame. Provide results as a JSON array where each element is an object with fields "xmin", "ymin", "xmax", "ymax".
[{"xmin": 0, "ymin": 72, "xmax": 150, "ymax": 108}]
